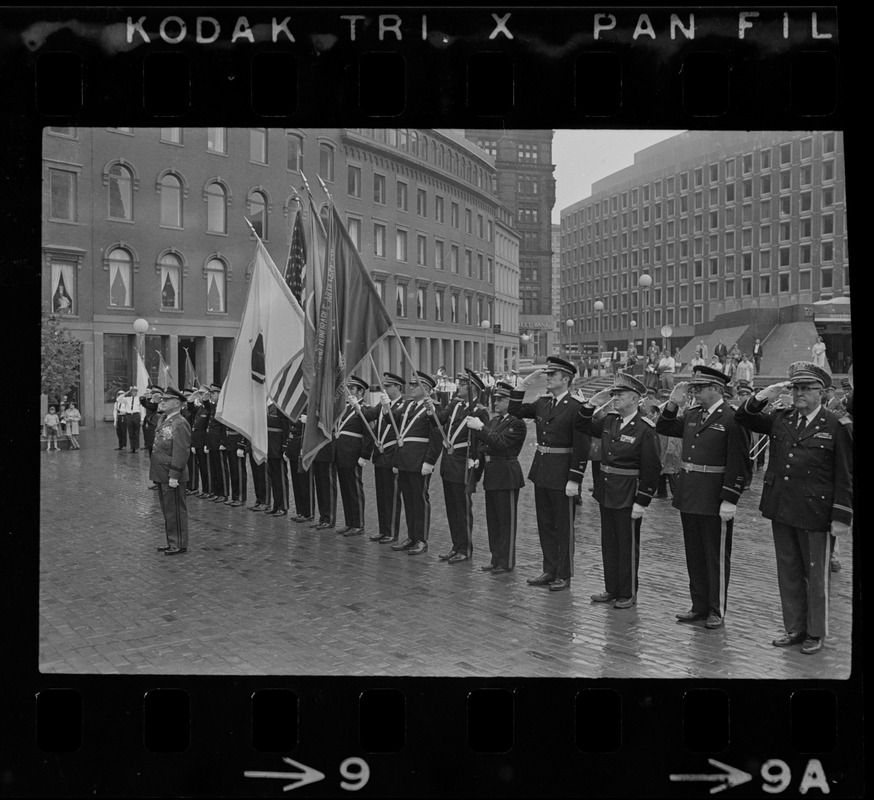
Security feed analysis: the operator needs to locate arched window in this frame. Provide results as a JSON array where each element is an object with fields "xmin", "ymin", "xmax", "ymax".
[
  {"xmin": 319, "ymin": 143, "xmax": 335, "ymax": 182},
  {"xmin": 159, "ymin": 252, "xmax": 182, "ymax": 310},
  {"xmin": 410, "ymin": 130, "xmax": 419, "ymax": 156},
  {"xmin": 159, "ymin": 173, "xmax": 182, "ymax": 227},
  {"xmin": 108, "ymin": 163, "xmax": 133, "ymax": 220},
  {"xmin": 205, "ymin": 258, "xmax": 227, "ymax": 313},
  {"xmin": 286, "ymin": 132, "xmax": 303, "ymax": 172},
  {"xmin": 206, "ymin": 181, "xmax": 227, "ymax": 234},
  {"xmin": 421, "ymin": 135, "xmax": 429, "ymax": 161},
  {"xmin": 249, "ymin": 190, "xmax": 268, "ymax": 239},
  {"xmin": 108, "ymin": 247, "xmax": 133, "ymax": 307},
  {"xmin": 430, "ymin": 140, "xmax": 436, "ymax": 163},
  {"xmin": 438, "ymin": 145, "xmax": 444, "ymax": 168}
]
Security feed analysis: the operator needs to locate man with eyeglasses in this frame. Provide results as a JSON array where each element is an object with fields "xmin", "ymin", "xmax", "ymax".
[
  {"xmin": 656, "ymin": 365, "xmax": 751, "ymax": 630},
  {"xmin": 735, "ymin": 362, "xmax": 853, "ymax": 655}
]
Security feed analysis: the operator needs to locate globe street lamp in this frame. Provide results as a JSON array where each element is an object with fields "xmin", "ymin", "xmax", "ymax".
[
  {"xmin": 480, "ymin": 319, "xmax": 491, "ymax": 372},
  {"xmin": 564, "ymin": 318, "xmax": 575, "ymax": 360},
  {"xmin": 593, "ymin": 300, "xmax": 604, "ymax": 376},
  {"xmin": 638, "ymin": 273, "xmax": 653, "ymax": 364}
]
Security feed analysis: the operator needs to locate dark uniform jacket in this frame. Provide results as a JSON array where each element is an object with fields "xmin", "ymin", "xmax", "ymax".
[
  {"xmin": 148, "ymin": 412, "xmax": 192, "ymax": 483},
  {"xmin": 140, "ymin": 397, "xmax": 162, "ymax": 435},
  {"xmin": 206, "ymin": 413, "xmax": 225, "ymax": 451},
  {"xmin": 224, "ymin": 427, "xmax": 247, "ymax": 455},
  {"xmin": 390, "ymin": 399, "xmax": 443, "ymax": 472},
  {"xmin": 363, "ymin": 397, "xmax": 409, "ymax": 468},
  {"xmin": 734, "ymin": 399, "xmax": 853, "ymax": 531},
  {"xmin": 576, "ymin": 407, "xmax": 661, "ymax": 509},
  {"xmin": 656, "ymin": 400, "xmax": 751, "ymax": 516},
  {"xmin": 286, "ymin": 418, "xmax": 305, "ymax": 465},
  {"xmin": 474, "ymin": 412, "xmax": 528, "ymax": 491},
  {"xmin": 434, "ymin": 398, "xmax": 490, "ymax": 484},
  {"xmin": 267, "ymin": 407, "xmax": 291, "ymax": 459},
  {"xmin": 508, "ymin": 390, "xmax": 589, "ymax": 490},
  {"xmin": 191, "ymin": 402, "xmax": 212, "ymax": 449},
  {"xmin": 334, "ymin": 404, "xmax": 375, "ymax": 467}
]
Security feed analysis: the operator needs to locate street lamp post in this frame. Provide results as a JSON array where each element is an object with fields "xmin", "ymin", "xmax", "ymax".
[
  {"xmin": 565, "ymin": 318, "xmax": 575, "ymax": 362},
  {"xmin": 638, "ymin": 273, "xmax": 653, "ymax": 363},
  {"xmin": 594, "ymin": 300, "xmax": 604, "ymax": 376},
  {"xmin": 480, "ymin": 319, "xmax": 491, "ymax": 372}
]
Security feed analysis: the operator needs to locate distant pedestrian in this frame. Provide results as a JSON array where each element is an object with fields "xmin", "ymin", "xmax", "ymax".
[
  {"xmin": 752, "ymin": 338, "xmax": 764, "ymax": 375},
  {"xmin": 658, "ymin": 349, "xmax": 676, "ymax": 390},
  {"xmin": 44, "ymin": 406, "xmax": 61, "ymax": 452},
  {"xmin": 113, "ymin": 389, "xmax": 129, "ymax": 450},
  {"xmin": 811, "ymin": 336, "xmax": 827, "ymax": 368},
  {"xmin": 126, "ymin": 386, "xmax": 141, "ymax": 453},
  {"xmin": 63, "ymin": 403, "xmax": 81, "ymax": 449},
  {"xmin": 736, "ymin": 355, "xmax": 755, "ymax": 385}
]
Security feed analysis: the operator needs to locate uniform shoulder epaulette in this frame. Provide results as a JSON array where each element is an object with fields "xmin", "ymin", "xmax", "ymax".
[
  {"xmin": 838, "ymin": 416, "xmax": 852, "ymax": 426},
  {"xmin": 640, "ymin": 416, "xmax": 656, "ymax": 427}
]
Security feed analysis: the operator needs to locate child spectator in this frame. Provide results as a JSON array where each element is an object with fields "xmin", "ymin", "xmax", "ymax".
[{"xmin": 44, "ymin": 406, "xmax": 61, "ymax": 452}]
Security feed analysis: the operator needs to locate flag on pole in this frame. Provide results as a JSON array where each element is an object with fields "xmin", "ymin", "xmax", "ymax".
[
  {"xmin": 214, "ymin": 238, "xmax": 306, "ymax": 464},
  {"xmin": 301, "ymin": 193, "xmax": 328, "ymax": 397},
  {"xmin": 156, "ymin": 351, "xmax": 177, "ymax": 389},
  {"xmin": 300, "ymin": 202, "xmax": 395, "ymax": 471},
  {"xmin": 183, "ymin": 347, "xmax": 201, "ymax": 390},
  {"xmin": 135, "ymin": 349, "xmax": 151, "ymax": 398}
]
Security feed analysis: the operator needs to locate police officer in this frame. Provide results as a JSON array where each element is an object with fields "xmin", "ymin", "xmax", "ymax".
[
  {"xmin": 467, "ymin": 380, "xmax": 528, "ymax": 574},
  {"xmin": 205, "ymin": 384, "xmax": 227, "ymax": 502},
  {"xmin": 179, "ymin": 389, "xmax": 200, "ymax": 496},
  {"xmin": 140, "ymin": 386, "xmax": 164, "ymax": 490},
  {"xmin": 150, "ymin": 387, "xmax": 192, "ymax": 556},
  {"xmin": 389, "ymin": 371, "xmax": 443, "ymax": 556},
  {"xmin": 310, "ymin": 423, "xmax": 338, "ymax": 531},
  {"xmin": 509, "ymin": 356, "xmax": 590, "ymax": 592},
  {"xmin": 433, "ymin": 370, "xmax": 490, "ymax": 563},
  {"xmin": 224, "ymin": 426, "xmax": 248, "ymax": 508},
  {"xmin": 266, "ymin": 402, "xmax": 291, "ymax": 516},
  {"xmin": 284, "ymin": 415, "xmax": 310, "ymax": 521},
  {"xmin": 656, "ymin": 365, "xmax": 751, "ymax": 629},
  {"xmin": 190, "ymin": 388, "xmax": 212, "ymax": 497},
  {"xmin": 577, "ymin": 372, "xmax": 661, "ymax": 608},
  {"xmin": 735, "ymin": 362, "xmax": 853, "ymax": 655},
  {"xmin": 335, "ymin": 376, "xmax": 375, "ymax": 536}
]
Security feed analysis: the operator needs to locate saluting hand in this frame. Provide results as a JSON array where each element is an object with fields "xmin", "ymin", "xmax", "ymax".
[
  {"xmin": 756, "ymin": 381, "xmax": 791, "ymax": 403},
  {"xmin": 669, "ymin": 382, "xmax": 689, "ymax": 406},
  {"xmin": 587, "ymin": 388, "xmax": 613, "ymax": 408},
  {"xmin": 517, "ymin": 368, "xmax": 543, "ymax": 390}
]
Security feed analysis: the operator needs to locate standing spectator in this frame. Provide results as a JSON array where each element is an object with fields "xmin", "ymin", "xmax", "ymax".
[
  {"xmin": 626, "ymin": 343, "xmax": 638, "ymax": 371},
  {"xmin": 690, "ymin": 350, "xmax": 706, "ymax": 371},
  {"xmin": 811, "ymin": 336, "xmax": 827, "ymax": 368},
  {"xmin": 113, "ymin": 390, "xmax": 129, "ymax": 450},
  {"xmin": 481, "ymin": 368, "xmax": 497, "ymax": 411},
  {"xmin": 658, "ymin": 349, "xmax": 676, "ymax": 391},
  {"xmin": 728, "ymin": 342, "xmax": 741, "ymax": 367},
  {"xmin": 611, "ymin": 347, "xmax": 622, "ymax": 375},
  {"xmin": 722, "ymin": 355, "xmax": 736, "ymax": 384},
  {"xmin": 698, "ymin": 340, "xmax": 709, "ymax": 362},
  {"xmin": 752, "ymin": 338, "xmax": 764, "ymax": 375},
  {"xmin": 435, "ymin": 366, "xmax": 451, "ymax": 409},
  {"xmin": 44, "ymin": 406, "xmax": 61, "ymax": 452},
  {"xmin": 736, "ymin": 354, "xmax": 755, "ymax": 386},
  {"xmin": 673, "ymin": 346, "xmax": 683, "ymax": 373},
  {"xmin": 714, "ymin": 339, "xmax": 728, "ymax": 363},
  {"xmin": 63, "ymin": 403, "xmax": 82, "ymax": 449},
  {"xmin": 126, "ymin": 386, "xmax": 141, "ymax": 453}
]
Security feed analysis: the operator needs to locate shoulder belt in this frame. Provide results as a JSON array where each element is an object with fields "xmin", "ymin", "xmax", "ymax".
[
  {"xmin": 838, "ymin": 416, "xmax": 852, "ymax": 426},
  {"xmin": 640, "ymin": 416, "xmax": 655, "ymax": 427}
]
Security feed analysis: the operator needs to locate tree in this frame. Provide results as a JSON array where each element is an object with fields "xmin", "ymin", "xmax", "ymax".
[{"xmin": 41, "ymin": 304, "xmax": 82, "ymax": 407}]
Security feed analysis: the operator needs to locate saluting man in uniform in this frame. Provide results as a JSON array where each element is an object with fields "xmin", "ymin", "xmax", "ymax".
[
  {"xmin": 467, "ymin": 380, "xmax": 528, "ymax": 574},
  {"xmin": 150, "ymin": 387, "xmax": 192, "ymax": 556},
  {"xmin": 335, "ymin": 375, "xmax": 375, "ymax": 537},
  {"xmin": 656, "ymin": 365, "xmax": 751, "ymax": 629},
  {"xmin": 389, "ymin": 371, "xmax": 444, "ymax": 556},
  {"xmin": 433, "ymin": 370, "xmax": 490, "ymax": 564},
  {"xmin": 509, "ymin": 356, "xmax": 590, "ymax": 592},
  {"xmin": 224, "ymin": 426, "xmax": 248, "ymax": 508},
  {"xmin": 735, "ymin": 362, "xmax": 853, "ymax": 655},
  {"xmin": 205, "ymin": 383, "xmax": 227, "ymax": 502},
  {"xmin": 190, "ymin": 388, "xmax": 212, "ymax": 498},
  {"xmin": 577, "ymin": 372, "xmax": 662, "ymax": 609}
]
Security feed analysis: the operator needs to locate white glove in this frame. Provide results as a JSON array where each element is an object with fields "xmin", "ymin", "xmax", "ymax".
[
  {"xmin": 719, "ymin": 501, "xmax": 737, "ymax": 521},
  {"xmin": 565, "ymin": 480, "xmax": 580, "ymax": 497},
  {"xmin": 219, "ymin": 445, "xmax": 226, "ymax": 451},
  {"xmin": 831, "ymin": 521, "xmax": 850, "ymax": 537},
  {"xmin": 465, "ymin": 416, "xmax": 484, "ymax": 430},
  {"xmin": 357, "ymin": 457, "xmax": 367, "ymax": 468},
  {"xmin": 379, "ymin": 394, "xmax": 391, "ymax": 407},
  {"xmin": 348, "ymin": 396, "xmax": 361, "ymax": 409},
  {"xmin": 392, "ymin": 467, "xmax": 399, "ymax": 474},
  {"xmin": 236, "ymin": 449, "xmax": 245, "ymax": 458},
  {"xmin": 168, "ymin": 478, "xmax": 179, "ymax": 488},
  {"xmin": 466, "ymin": 458, "xmax": 476, "ymax": 469},
  {"xmin": 203, "ymin": 446, "xmax": 209, "ymax": 454},
  {"xmin": 631, "ymin": 503, "xmax": 646, "ymax": 519},
  {"xmin": 299, "ymin": 414, "xmax": 307, "ymax": 423},
  {"xmin": 421, "ymin": 462, "xmax": 434, "ymax": 476},
  {"xmin": 190, "ymin": 447, "xmax": 196, "ymax": 454}
]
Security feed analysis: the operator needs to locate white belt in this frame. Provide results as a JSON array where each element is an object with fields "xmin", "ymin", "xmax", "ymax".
[
  {"xmin": 536, "ymin": 445, "xmax": 572, "ymax": 454},
  {"xmin": 444, "ymin": 441, "xmax": 468, "ymax": 450},
  {"xmin": 338, "ymin": 431, "xmax": 363, "ymax": 438},
  {"xmin": 402, "ymin": 437, "xmax": 430, "ymax": 444},
  {"xmin": 681, "ymin": 462, "xmax": 726, "ymax": 474}
]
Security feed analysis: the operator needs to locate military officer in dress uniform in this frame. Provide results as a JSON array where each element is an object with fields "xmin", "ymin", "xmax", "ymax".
[
  {"xmin": 284, "ymin": 415, "xmax": 310, "ymax": 521},
  {"xmin": 334, "ymin": 375, "xmax": 375, "ymax": 537},
  {"xmin": 223, "ymin": 426, "xmax": 248, "ymax": 508},
  {"xmin": 205, "ymin": 384, "xmax": 227, "ymax": 502},
  {"xmin": 467, "ymin": 380, "xmax": 528, "ymax": 574},
  {"xmin": 150, "ymin": 387, "xmax": 192, "ymax": 556},
  {"xmin": 179, "ymin": 389, "xmax": 199, "ymax": 496},
  {"xmin": 190, "ymin": 388, "xmax": 213, "ymax": 497},
  {"xmin": 735, "ymin": 362, "xmax": 853, "ymax": 655},
  {"xmin": 577, "ymin": 372, "xmax": 662, "ymax": 608},
  {"xmin": 509, "ymin": 356, "xmax": 590, "ymax": 592},
  {"xmin": 389, "ymin": 371, "xmax": 444, "ymax": 555},
  {"xmin": 266, "ymin": 402, "xmax": 291, "ymax": 516},
  {"xmin": 656, "ymin": 365, "xmax": 751, "ymax": 629},
  {"xmin": 432, "ymin": 370, "xmax": 490, "ymax": 563},
  {"xmin": 310, "ymin": 422, "xmax": 338, "ymax": 531},
  {"xmin": 362, "ymin": 373, "xmax": 409, "ymax": 544}
]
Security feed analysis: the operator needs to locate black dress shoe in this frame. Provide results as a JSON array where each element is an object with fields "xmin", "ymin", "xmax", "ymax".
[
  {"xmin": 527, "ymin": 573, "xmax": 556, "ymax": 586},
  {"xmin": 549, "ymin": 578, "xmax": 571, "ymax": 592},
  {"xmin": 336, "ymin": 526, "xmax": 352, "ymax": 534},
  {"xmin": 163, "ymin": 547, "xmax": 187, "ymax": 556},
  {"xmin": 391, "ymin": 538, "xmax": 414, "ymax": 551},
  {"xmin": 772, "ymin": 631, "xmax": 807, "ymax": 648},
  {"xmin": 270, "ymin": 509, "xmax": 288, "ymax": 517},
  {"xmin": 343, "ymin": 527, "xmax": 364, "ymax": 537},
  {"xmin": 480, "ymin": 564, "xmax": 496, "ymax": 572},
  {"xmin": 705, "ymin": 613, "xmax": 725, "ymax": 629},
  {"xmin": 156, "ymin": 545, "xmax": 170, "ymax": 552},
  {"xmin": 315, "ymin": 522, "xmax": 334, "ymax": 530},
  {"xmin": 801, "ymin": 636, "xmax": 823, "ymax": 655},
  {"xmin": 229, "ymin": 500, "xmax": 243, "ymax": 507},
  {"xmin": 438, "ymin": 550, "xmax": 458, "ymax": 561},
  {"xmin": 379, "ymin": 535, "xmax": 398, "ymax": 544},
  {"xmin": 408, "ymin": 541, "xmax": 428, "ymax": 555},
  {"xmin": 369, "ymin": 532, "xmax": 384, "ymax": 541},
  {"xmin": 491, "ymin": 566, "xmax": 511, "ymax": 574},
  {"xmin": 591, "ymin": 592, "xmax": 618, "ymax": 603},
  {"xmin": 213, "ymin": 495, "xmax": 227, "ymax": 502},
  {"xmin": 676, "ymin": 610, "xmax": 707, "ymax": 622},
  {"xmin": 448, "ymin": 553, "xmax": 469, "ymax": 563}
]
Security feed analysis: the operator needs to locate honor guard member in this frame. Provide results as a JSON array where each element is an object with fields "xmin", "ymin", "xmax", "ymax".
[
  {"xmin": 509, "ymin": 356, "xmax": 590, "ymax": 592},
  {"xmin": 266, "ymin": 402, "xmax": 291, "ymax": 516},
  {"xmin": 577, "ymin": 372, "xmax": 662, "ymax": 608},
  {"xmin": 205, "ymin": 384, "xmax": 227, "ymax": 502},
  {"xmin": 310, "ymin": 421, "xmax": 338, "ymax": 531},
  {"xmin": 179, "ymin": 389, "xmax": 200, "ymax": 495},
  {"xmin": 390, "ymin": 371, "xmax": 444, "ymax": 555},
  {"xmin": 466, "ymin": 381, "xmax": 528, "ymax": 574},
  {"xmin": 140, "ymin": 387, "xmax": 164, "ymax": 490},
  {"xmin": 113, "ymin": 389, "xmax": 129, "ymax": 450},
  {"xmin": 362, "ymin": 373, "xmax": 409, "ymax": 543},
  {"xmin": 656, "ymin": 366, "xmax": 751, "ymax": 629},
  {"xmin": 735, "ymin": 362, "xmax": 853, "ymax": 655},
  {"xmin": 335, "ymin": 376, "xmax": 375, "ymax": 536},
  {"xmin": 284, "ymin": 414, "xmax": 310, "ymax": 520},
  {"xmin": 224, "ymin": 427, "xmax": 248, "ymax": 507},
  {"xmin": 126, "ymin": 387, "xmax": 142, "ymax": 453},
  {"xmin": 190, "ymin": 389, "xmax": 213, "ymax": 497},
  {"xmin": 150, "ymin": 387, "xmax": 192, "ymax": 556},
  {"xmin": 430, "ymin": 370, "xmax": 491, "ymax": 563}
]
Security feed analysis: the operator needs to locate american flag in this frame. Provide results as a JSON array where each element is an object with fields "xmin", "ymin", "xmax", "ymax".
[{"xmin": 271, "ymin": 205, "xmax": 308, "ymax": 420}]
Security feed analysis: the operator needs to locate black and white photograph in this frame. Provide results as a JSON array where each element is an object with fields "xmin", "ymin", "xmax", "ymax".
[{"xmin": 39, "ymin": 125, "xmax": 853, "ymax": 680}]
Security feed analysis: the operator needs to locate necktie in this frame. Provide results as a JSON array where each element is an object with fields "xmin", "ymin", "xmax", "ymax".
[{"xmin": 797, "ymin": 414, "xmax": 808, "ymax": 433}]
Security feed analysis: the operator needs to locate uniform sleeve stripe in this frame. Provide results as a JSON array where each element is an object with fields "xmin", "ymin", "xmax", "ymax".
[
  {"xmin": 833, "ymin": 504, "xmax": 854, "ymax": 514},
  {"xmin": 722, "ymin": 487, "xmax": 742, "ymax": 499}
]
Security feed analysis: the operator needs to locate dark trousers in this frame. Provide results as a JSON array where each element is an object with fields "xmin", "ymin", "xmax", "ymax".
[
  {"xmin": 143, "ymin": 428, "xmax": 156, "ymax": 456},
  {"xmin": 337, "ymin": 464, "xmax": 365, "ymax": 528},
  {"xmin": 186, "ymin": 450, "xmax": 199, "ymax": 491},
  {"xmin": 267, "ymin": 456, "xmax": 289, "ymax": 512},
  {"xmin": 290, "ymin": 462, "xmax": 312, "ymax": 517},
  {"xmin": 157, "ymin": 483, "xmax": 188, "ymax": 550},
  {"xmin": 599, "ymin": 505, "xmax": 641, "ymax": 599},
  {"xmin": 397, "ymin": 471, "xmax": 431, "ymax": 543},
  {"xmin": 485, "ymin": 488, "xmax": 519, "ymax": 569},
  {"xmin": 313, "ymin": 461, "xmax": 337, "ymax": 525},
  {"xmin": 590, "ymin": 461, "xmax": 602, "ymax": 493},
  {"xmin": 208, "ymin": 450, "xmax": 226, "ymax": 497},
  {"xmin": 443, "ymin": 479, "xmax": 473, "ymax": 557},
  {"xmin": 680, "ymin": 512, "xmax": 733, "ymax": 618},
  {"xmin": 195, "ymin": 448, "xmax": 211, "ymax": 493},
  {"xmin": 533, "ymin": 487, "xmax": 576, "ymax": 580},
  {"xmin": 126, "ymin": 413, "xmax": 141, "ymax": 451},
  {"xmin": 249, "ymin": 453, "xmax": 269, "ymax": 506},
  {"xmin": 374, "ymin": 466, "xmax": 401, "ymax": 540},
  {"xmin": 754, "ymin": 355, "xmax": 761, "ymax": 375},
  {"xmin": 223, "ymin": 451, "xmax": 246, "ymax": 502},
  {"xmin": 115, "ymin": 417, "xmax": 128, "ymax": 449},
  {"xmin": 772, "ymin": 523, "xmax": 830, "ymax": 639}
]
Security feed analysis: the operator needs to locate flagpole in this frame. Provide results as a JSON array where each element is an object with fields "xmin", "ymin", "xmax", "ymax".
[
  {"xmin": 342, "ymin": 382, "xmax": 382, "ymax": 452},
  {"xmin": 368, "ymin": 352, "xmax": 403, "ymax": 447}
]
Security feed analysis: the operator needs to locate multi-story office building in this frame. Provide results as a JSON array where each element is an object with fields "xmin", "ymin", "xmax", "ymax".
[
  {"xmin": 466, "ymin": 129, "xmax": 557, "ymax": 361},
  {"xmin": 43, "ymin": 127, "xmax": 519, "ymax": 426},
  {"xmin": 560, "ymin": 130, "xmax": 849, "ymax": 372}
]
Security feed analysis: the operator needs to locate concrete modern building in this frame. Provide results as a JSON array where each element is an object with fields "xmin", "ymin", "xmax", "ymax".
[
  {"xmin": 559, "ymin": 130, "xmax": 849, "ymax": 375},
  {"xmin": 42, "ymin": 127, "xmax": 520, "ymax": 426}
]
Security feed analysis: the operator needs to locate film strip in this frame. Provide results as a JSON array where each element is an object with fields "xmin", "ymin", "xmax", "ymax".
[{"xmin": 5, "ymin": 3, "xmax": 860, "ymax": 797}]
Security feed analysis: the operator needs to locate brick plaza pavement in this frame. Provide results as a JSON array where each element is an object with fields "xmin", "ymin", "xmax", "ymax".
[{"xmin": 38, "ymin": 423, "xmax": 853, "ymax": 679}]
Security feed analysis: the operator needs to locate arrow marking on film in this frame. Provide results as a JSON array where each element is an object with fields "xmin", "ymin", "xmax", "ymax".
[
  {"xmin": 244, "ymin": 757, "xmax": 326, "ymax": 792},
  {"xmin": 670, "ymin": 759, "xmax": 753, "ymax": 794}
]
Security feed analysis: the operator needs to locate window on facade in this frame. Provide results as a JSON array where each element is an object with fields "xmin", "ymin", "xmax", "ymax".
[
  {"xmin": 108, "ymin": 163, "xmax": 133, "ymax": 220},
  {"xmin": 780, "ymin": 170, "xmax": 791, "ymax": 191},
  {"xmin": 434, "ymin": 290, "xmax": 444, "ymax": 321},
  {"xmin": 374, "ymin": 279, "xmax": 385, "ymax": 302},
  {"xmin": 761, "ymin": 175, "xmax": 771, "ymax": 195},
  {"xmin": 416, "ymin": 287, "xmax": 426, "ymax": 320},
  {"xmin": 822, "ymin": 241, "xmax": 834, "ymax": 261},
  {"xmin": 779, "ymin": 248, "xmax": 791, "ymax": 267},
  {"xmin": 415, "ymin": 188, "xmax": 427, "ymax": 217},
  {"xmin": 450, "ymin": 245, "xmax": 459, "ymax": 273},
  {"xmin": 160, "ymin": 128, "xmax": 182, "ymax": 144},
  {"xmin": 760, "ymin": 251, "xmax": 770, "ymax": 270},
  {"xmin": 373, "ymin": 174, "xmax": 386, "ymax": 205},
  {"xmin": 208, "ymin": 127, "xmax": 227, "ymax": 154},
  {"xmin": 779, "ymin": 273, "xmax": 790, "ymax": 293},
  {"xmin": 249, "ymin": 191, "xmax": 267, "ymax": 239},
  {"xmin": 823, "ymin": 160, "xmax": 835, "ymax": 181},
  {"xmin": 465, "ymin": 250, "xmax": 473, "ymax": 277},
  {"xmin": 159, "ymin": 252, "xmax": 182, "ymax": 310},
  {"xmin": 435, "ymin": 195, "xmax": 444, "ymax": 223},
  {"xmin": 725, "ymin": 159, "xmax": 735, "ymax": 179},
  {"xmin": 286, "ymin": 133, "xmax": 302, "ymax": 171},
  {"xmin": 249, "ymin": 129, "xmax": 267, "ymax": 164},
  {"xmin": 821, "ymin": 214, "xmax": 835, "ymax": 236},
  {"xmin": 823, "ymin": 133, "xmax": 835, "ymax": 153},
  {"xmin": 159, "ymin": 174, "xmax": 182, "ymax": 227},
  {"xmin": 800, "ymin": 244, "xmax": 811, "ymax": 264},
  {"xmin": 50, "ymin": 259, "xmax": 77, "ymax": 315},
  {"xmin": 780, "ymin": 196, "xmax": 791, "ymax": 215},
  {"xmin": 725, "ymin": 184, "xmax": 735, "ymax": 203},
  {"xmin": 780, "ymin": 143, "xmax": 791, "ymax": 165},
  {"xmin": 464, "ymin": 296, "xmax": 472, "ymax": 325},
  {"xmin": 799, "ymin": 271, "xmax": 811, "ymax": 291},
  {"xmin": 395, "ymin": 181, "xmax": 408, "ymax": 211},
  {"xmin": 347, "ymin": 218, "xmax": 361, "ymax": 251},
  {"xmin": 205, "ymin": 258, "xmax": 226, "ymax": 313},
  {"xmin": 800, "ymin": 165, "xmax": 812, "ymax": 186},
  {"xmin": 800, "ymin": 219, "xmax": 812, "ymax": 238},
  {"xmin": 450, "ymin": 294, "xmax": 458, "ymax": 323},
  {"xmin": 417, "ymin": 235, "xmax": 427, "ymax": 266},
  {"xmin": 465, "ymin": 208, "xmax": 472, "ymax": 232},
  {"xmin": 435, "ymin": 240, "xmax": 444, "ymax": 270},
  {"xmin": 396, "ymin": 229, "xmax": 407, "ymax": 262},
  {"xmin": 821, "ymin": 268, "xmax": 833, "ymax": 289},
  {"xmin": 347, "ymin": 166, "xmax": 362, "ymax": 198},
  {"xmin": 396, "ymin": 285, "xmax": 407, "ymax": 317},
  {"xmin": 373, "ymin": 223, "xmax": 386, "ymax": 257},
  {"xmin": 319, "ymin": 143, "xmax": 334, "ymax": 182},
  {"xmin": 517, "ymin": 142, "xmax": 539, "ymax": 162},
  {"xmin": 50, "ymin": 169, "xmax": 76, "ymax": 221},
  {"xmin": 206, "ymin": 182, "xmax": 227, "ymax": 233}
]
